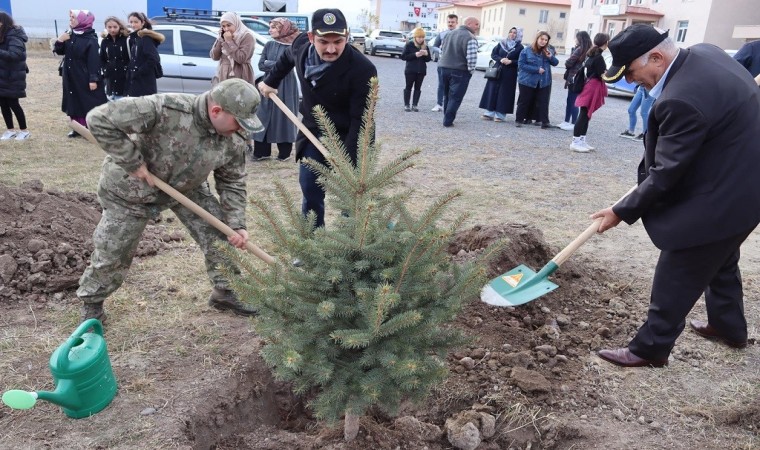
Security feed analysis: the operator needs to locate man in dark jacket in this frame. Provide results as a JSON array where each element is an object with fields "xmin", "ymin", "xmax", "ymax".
[
  {"xmin": 258, "ymin": 8, "xmax": 377, "ymax": 228},
  {"xmin": 592, "ymin": 24, "xmax": 760, "ymax": 367},
  {"xmin": 437, "ymin": 16, "xmax": 479, "ymax": 127},
  {"xmin": 733, "ymin": 39, "xmax": 760, "ymax": 78}
]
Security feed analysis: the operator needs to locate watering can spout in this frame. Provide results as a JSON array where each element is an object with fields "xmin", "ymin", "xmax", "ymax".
[{"xmin": 35, "ymin": 379, "xmax": 82, "ymax": 410}]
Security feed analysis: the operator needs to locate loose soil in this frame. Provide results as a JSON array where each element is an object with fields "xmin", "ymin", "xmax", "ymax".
[{"xmin": 1, "ymin": 181, "xmax": 757, "ymax": 450}]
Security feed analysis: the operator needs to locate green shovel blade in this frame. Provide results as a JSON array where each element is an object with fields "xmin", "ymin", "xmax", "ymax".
[
  {"xmin": 2, "ymin": 390, "xmax": 37, "ymax": 410},
  {"xmin": 480, "ymin": 263, "xmax": 559, "ymax": 307}
]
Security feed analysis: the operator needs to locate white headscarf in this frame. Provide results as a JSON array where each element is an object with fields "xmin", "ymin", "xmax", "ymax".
[{"xmin": 219, "ymin": 12, "xmax": 251, "ymax": 76}]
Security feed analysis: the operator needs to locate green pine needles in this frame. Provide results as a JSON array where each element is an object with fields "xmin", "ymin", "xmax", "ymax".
[{"xmin": 222, "ymin": 78, "xmax": 499, "ymax": 424}]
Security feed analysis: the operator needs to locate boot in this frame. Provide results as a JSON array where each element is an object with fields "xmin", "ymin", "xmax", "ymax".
[
  {"xmin": 80, "ymin": 302, "xmax": 107, "ymax": 324},
  {"xmin": 412, "ymin": 90, "xmax": 421, "ymax": 111},
  {"xmin": 208, "ymin": 287, "xmax": 258, "ymax": 316},
  {"xmin": 403, "ymin": 88, "xmax": 411, "ymax": 111}
]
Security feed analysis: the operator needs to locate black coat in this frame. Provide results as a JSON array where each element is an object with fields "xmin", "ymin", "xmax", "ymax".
[
  {"xmin": 479, "ymin": 41, "xmax": 523, "ymax": 114},
  {"xmin": 400, "ymin": 40, "xmax": 431, "ymax": 75},
  {"xmin": 263, "ymin": 33, "xmax": 377, "ymax": 161},
  {"xmin": 0, "ymin": 26, "xmax": 28, "ymax": 99},
  {"xmin": 126, "ymin": 29, "xmax": 164, "ymax": 97},
  {"xmin": 100, "ymin": 31, "xmax": 130, "ymax": 96},
  {"xmin": 613, "ymin": 45, "xmax": 760, "ymax": 251},
  {"xmin": 53, "ymin": 29, "xmax": 107, "ymax": 117}
]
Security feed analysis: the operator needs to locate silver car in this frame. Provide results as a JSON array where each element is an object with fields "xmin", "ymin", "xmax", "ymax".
[
  {"xmin": 152, "ymin": 23, "xmax": 269, "ymax": 94},
  {"xmin": 364, "ymin": 30, "xmax": 406, "ymax": 58}
]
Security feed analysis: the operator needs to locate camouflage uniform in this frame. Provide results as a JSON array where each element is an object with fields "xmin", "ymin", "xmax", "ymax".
[{"xmin": 77, "ymin": 92, "xmax": 249, "ymax": 306}]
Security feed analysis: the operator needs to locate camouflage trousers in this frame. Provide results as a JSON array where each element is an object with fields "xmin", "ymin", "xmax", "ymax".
[{"xmin": 77, "ymin": 182, "xmax": 240, "ymax": 305}]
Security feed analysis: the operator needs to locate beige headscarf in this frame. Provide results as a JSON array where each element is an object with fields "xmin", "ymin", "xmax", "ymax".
[
  {"xmin": 270, "ymin": 18, "xmax": 299, "ymax": 45},
  {"xmin": 219, "ymin": 12, "xmax": 251, "ymax": 77}
]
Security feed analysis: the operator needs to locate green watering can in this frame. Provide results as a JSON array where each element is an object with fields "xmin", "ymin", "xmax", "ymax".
[{"xmin": 2, "ymin": 319, "xmax": 118, "ymax": 419}]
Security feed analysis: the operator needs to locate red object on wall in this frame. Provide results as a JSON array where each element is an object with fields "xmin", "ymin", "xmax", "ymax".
[{"xmin": 414, "ymin": 7, "xmax": 421, "ymax": 16}]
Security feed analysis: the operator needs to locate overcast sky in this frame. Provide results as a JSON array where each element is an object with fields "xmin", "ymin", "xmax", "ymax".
[{"xmin": 299, "ymin": 0, "xmax": 370, "ymax": 27}]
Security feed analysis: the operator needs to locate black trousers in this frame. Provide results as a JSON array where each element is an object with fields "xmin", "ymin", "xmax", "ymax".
[
  {"xmin": 628, "ymin": 227, "xmax": 754, "ymax": 360},
  {"xmin": 0, "ymin": 97, "xmax": 26, "ymax": 130},
  {"xmin": 515, "ymin": 84, "xmax": 550, "ymax": 125},
  {"xmin": 573, "ymin": 107, "xmax": 590, "ymax": 137}
]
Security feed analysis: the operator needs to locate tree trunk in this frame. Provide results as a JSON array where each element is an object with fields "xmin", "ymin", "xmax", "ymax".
[{"xmin": 344, "ymin": 411, "xmax": 360, "ymax": 441}]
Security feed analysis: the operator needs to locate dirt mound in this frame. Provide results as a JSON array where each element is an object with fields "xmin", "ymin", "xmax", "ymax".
[{"xmin": 0, "ymin": 181, "xmax": 184, "ymax": 303}]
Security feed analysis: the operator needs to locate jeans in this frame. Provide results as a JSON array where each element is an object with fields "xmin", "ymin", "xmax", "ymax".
[
  {"xmin": 436, "ymin": 66, "xmax": 444, "ymax": 106},
  {"xmin": 299, "ymin": 142, "xmax": 328, "ymax": 228},
  {"xmin": 440, "ymin": 68, "xmax": 472, "ymax": 126},
  {"xmin": 564, "ymin": 90, "xmax": 579, "ymax": 123},
  {"xmin": 627, "ymin": 87, "xmax": 654, "ymax": 133}
]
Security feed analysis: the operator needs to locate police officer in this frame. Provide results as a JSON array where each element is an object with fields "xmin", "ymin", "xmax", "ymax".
[
  {"xmin": 257, "ymin": 8, "xmax": 376, "ymax": 228},
  {"xmin": 78, "ymin": 78, "xmax": 263, "ymax": 323}
]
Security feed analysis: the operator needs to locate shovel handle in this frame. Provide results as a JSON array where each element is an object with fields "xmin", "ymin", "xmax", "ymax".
[
  {"xmin": 69, "ymin": 120, "xmax": 275, "ymax": 265},
  {"xmin": 267, "ymin": 92, "xmax": 331, "ymax": 160}
]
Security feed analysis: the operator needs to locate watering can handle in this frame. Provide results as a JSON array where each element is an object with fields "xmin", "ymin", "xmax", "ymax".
[{"xmin": 56, "ymin": 319, "xmax": 103, "ymax": 371}]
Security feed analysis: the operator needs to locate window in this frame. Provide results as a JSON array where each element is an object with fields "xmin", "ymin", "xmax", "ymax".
[
  {"xmin": 557, "ymin": 31, "xmax": 564, "ymax": 39},
  {"xmin": 608, "ymin": 23, "xmax": 616, "ymax": 37},
  {"xmin": 180, "ymin": 30, "xmax": 215, "ymax": 57},
  {"xmin": 676, "ymin": 20, "xmax": 688, "ymax": 42},
  {"xmin": 539, "ymin": 10, "xmax": 549, "ymax": 23},
  {"xmin": 408, "ymin": 12, "xmax": 414, "ymax": 17},
  {"xmin": 155, "ymin": 30, "xmax": 174, "ymax": 55},
  {"xmin": 519, "ymin": 8, "xmax": 526, "ymax": 15},
  {"xmin": 587, "ymin": 23, "xmax": 593, "ymax": 34},
  {"xmin": 628, "ymin": 0, "xmax": 634, "ymax": 4},
  {"xmin": 500, "ymin": 7, "xmax": 503, "ymax": 21},
  {"xmin": 560, "ymin": 12, "xmax": 566, "ymax": 19},
  {"xmin": 579, "ymin": 0, "xmax": 584, "ymax": 7},
  {"xmin": 421, "ymin": 12, "xmax": 427, "ymax": 17},
  {"xmin": 409, "ymin": 1, "xmax": 414, "ymax": 6},
  {"xmin": 422, "ymin": 2, "xmax": 427, "ymax": 6}
]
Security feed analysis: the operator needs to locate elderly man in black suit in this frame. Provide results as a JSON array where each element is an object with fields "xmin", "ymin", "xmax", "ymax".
[
  {"xmin": 258, "ymin": 8, "xmax": 377, "ymax": 228},
  {"xmin": 591, "ymin": 24, "xmax": 760, "ymax": 367}
]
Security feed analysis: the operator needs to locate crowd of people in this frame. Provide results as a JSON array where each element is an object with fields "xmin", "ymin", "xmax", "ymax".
[{"xmin": 2, "ymin": 7, "xmax": 760, "ymax": 370}]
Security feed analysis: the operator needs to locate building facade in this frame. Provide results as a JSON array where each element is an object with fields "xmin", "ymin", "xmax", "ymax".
[
  {"xmin": 565, "ymin": 0, "xmax": 760, "ymax": 52},
  {"xmin": 369, "ymin": 0, "xmax": 454, "ymax": 31}
]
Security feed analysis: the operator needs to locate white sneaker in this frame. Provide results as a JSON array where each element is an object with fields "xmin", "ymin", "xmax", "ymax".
[
  {"xmin": 570, "ymin": 141, "xmax": 591, "ymax": 153},
  {"xmin": 580, "ymin": 136, "xmax": 595, "ymax": 150},
  {"xmin": 558, "ymin": 121, "xmax": 575, "ymax": 131},
  {"xmin": 14, "ymin": 130, "xmax": 30, "ymax": 140},
  {"xmin": 431, "ymin": 104, "xmax": 442, "ymax": 112},
  {"xmin": 1, "ymin": 130, "xmax": 16, "ymax": 140}
]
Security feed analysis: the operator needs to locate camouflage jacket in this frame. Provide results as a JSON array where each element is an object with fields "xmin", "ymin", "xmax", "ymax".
[{"xmin": 86, "ymin": 93, "xmax": 248, "ymax": 229}]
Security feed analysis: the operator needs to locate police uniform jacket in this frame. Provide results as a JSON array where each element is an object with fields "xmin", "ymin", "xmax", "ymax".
[
  {"xmin": 613, "ymin": 44, "xmax": 760, "ymax": 251},
  {"xmin": 262, "ymin": 32, "xmax": 377, "ymax": 161},
  {"xmin": 86, "ymin": 93, "xmax": 248, "ymax": 229}
]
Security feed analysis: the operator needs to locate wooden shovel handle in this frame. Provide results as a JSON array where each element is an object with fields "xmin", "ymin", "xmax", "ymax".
[
  {"xmin": 266, "ymin": 92, "xmax": 331, "ymax": 160},
  {"xmin": 550, "ymin": 185, "xmax": 638, "ymax": 267},
  {"xmin": 69, "ymin": 120, "xmax": 275, "ymax": 265}
]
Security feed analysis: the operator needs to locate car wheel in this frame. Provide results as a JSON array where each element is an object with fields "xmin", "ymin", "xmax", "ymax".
[
  {"xmin": 370, "ymin": 46, "xmax": 376, "ymax": 56},
  {"xmin": 363, "ymin": 44, "xmax": 368, "ymax": 54}
]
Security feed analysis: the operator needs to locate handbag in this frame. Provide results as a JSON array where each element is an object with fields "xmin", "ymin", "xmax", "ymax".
[
  {"xmin": 484, "ymin": 61, "xmax": 501, "ymax": 80},
  {"xmin": 569, "ymin": 58, "xmax": 587, "ymax": 93}
]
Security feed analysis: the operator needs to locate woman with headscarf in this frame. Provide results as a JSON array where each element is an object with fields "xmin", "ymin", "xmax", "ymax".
[
  {"xmin": 53, "ymin": 9, "xmax": 107, "ymax": 137},
  {"xmin": 210, "ymin": 11, "xmax": 255, "ymax": 85},
  {"xmin": 125, "ymin": 12, "xmax": 164, "ymax": 97},
  {"xmin": 100, "ymin": 16, "xmax": 130, "ymax": 100},
  {"xmin": 399, "ymin": 27, "xmax": 431, "ymax": 112},
  {"xmin": 251, "ymin": 18, "xmax": 299, "ymax": 161},
  {"xmin": 479, "ymin": 26, "xmax": 523, "ymax": 122}
]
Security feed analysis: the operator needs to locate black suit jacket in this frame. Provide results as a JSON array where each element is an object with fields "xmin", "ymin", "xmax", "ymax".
[
  {"xmin": 263, "ymin": 33, "xmax": 377, "ymax": 161},
  {"xmin": 613, "ymin": 44, "xmax": 760, "ymax": 251}
]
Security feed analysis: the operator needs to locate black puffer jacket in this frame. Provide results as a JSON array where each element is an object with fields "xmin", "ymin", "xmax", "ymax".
[
  {"xmin": 0, "ymin": 26, "xmax": 28, "ymax": 98},
  {"xmin": 100, "ymin": 30, "xmax": 130, "ymax": 96},
  {"xmin": 126, "ymin": 28, "xmax": 164, "ymax": 97}
]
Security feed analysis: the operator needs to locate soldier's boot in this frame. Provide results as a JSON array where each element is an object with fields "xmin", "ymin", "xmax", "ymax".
[
  {"xmin": 80, "ymin": 301, "xmax": 107, "ymax": 324},
  {"xmin": 208, "ymin": 288, "xmax": 258, "ymax": 316},
  {"xmin": 403, "ymin": 89, "xmax": 411, "ymax": 111}
]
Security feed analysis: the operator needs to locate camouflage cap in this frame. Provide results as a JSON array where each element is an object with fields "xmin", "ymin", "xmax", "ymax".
[{"xmin": 209, "ymin": 79, "xmax": 264, "ymax": 133}]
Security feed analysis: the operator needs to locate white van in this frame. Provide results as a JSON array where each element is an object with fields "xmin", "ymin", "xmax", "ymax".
[{"xmin": 237, "ymin": 12, "xmax": 311, "ymax": 33}]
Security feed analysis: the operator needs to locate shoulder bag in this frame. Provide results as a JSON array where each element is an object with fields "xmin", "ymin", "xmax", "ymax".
[{"xmin": 484, "ymin": 60, "xmax": 501, "ymax": 80}]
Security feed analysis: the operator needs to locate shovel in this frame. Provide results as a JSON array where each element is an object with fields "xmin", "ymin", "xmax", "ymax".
[
  {"xmin": 69, "ymin": 121, "xmax": 275, "ymax": 265},
  {"xmin": 481, "ymin": 186, "xmax": 636, "ymax": 307},
  {"xmin": 266, "ymin": 92, "xmax": 331, "ymax": 159}
]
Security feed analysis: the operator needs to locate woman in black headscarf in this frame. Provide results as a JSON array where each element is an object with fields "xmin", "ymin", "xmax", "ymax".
[{"xmin": 479, "ymin": 27, "xmax": 523, "ymax": 122}]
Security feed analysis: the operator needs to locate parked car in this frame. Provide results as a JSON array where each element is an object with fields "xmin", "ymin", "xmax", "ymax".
[
  {"xmin": 475, "ymin": 41, "xmax": 497, "ymax": 70},
  {"xmin": 153, "ymin": 8, "xmax": 272, "ymax": 35},
  {"xmin": 364, "ymin": 30, "xmax": 406, "ymax": 57},
  {"xmin": 350, "ymin": 27, "xmax": 367, "ymax": 47},
  {"xmin": 152, "ymin": 23, "xmax": 269, "ymax": 94},
  {"xmin": 602, "ymin": 49, "xmax": 636, "ymax": 97}
]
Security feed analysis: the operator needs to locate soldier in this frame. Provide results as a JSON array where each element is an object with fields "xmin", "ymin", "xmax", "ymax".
[{"xmin": 78, "ymin": 78, "xmax": 263, "ymax": 323}]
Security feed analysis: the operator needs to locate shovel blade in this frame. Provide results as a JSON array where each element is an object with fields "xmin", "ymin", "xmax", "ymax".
[{"xmin": 480, "ymin": 264, "xmax": 559, "ymax": 307}]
